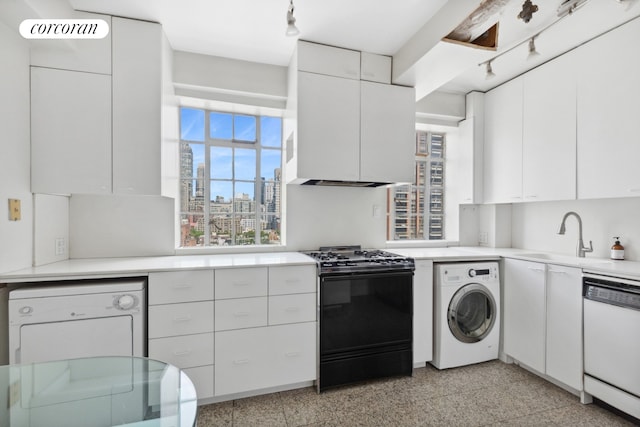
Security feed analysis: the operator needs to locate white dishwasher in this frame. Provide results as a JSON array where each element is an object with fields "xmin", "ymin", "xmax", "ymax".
[
  {"xmin": 583, "ymin": 273, "xmax": 640, "ymax": 419},
  {"xmin": 9, "ymin": 278, "xmax": 146, "ymax": 364}
]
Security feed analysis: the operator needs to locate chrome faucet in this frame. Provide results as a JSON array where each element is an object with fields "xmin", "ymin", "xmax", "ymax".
[{"xmin": 558, "ymin": 211, "xmax": 593, "ymax": 258}]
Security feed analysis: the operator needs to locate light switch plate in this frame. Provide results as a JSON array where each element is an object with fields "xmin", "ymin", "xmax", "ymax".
[{"xmin": 8, "ymin": 199, "xmax": 21, "ymax": 221}]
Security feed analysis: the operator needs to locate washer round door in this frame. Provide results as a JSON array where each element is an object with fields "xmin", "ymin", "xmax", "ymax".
[{"xmin": 447, "ymin": 283, "xmax": 497, "ymax": 343}]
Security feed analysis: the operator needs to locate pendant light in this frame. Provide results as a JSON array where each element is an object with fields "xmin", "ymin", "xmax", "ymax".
[{"xmin": 286, "ymin": 0, "xmax": 300, "ymax": 37}]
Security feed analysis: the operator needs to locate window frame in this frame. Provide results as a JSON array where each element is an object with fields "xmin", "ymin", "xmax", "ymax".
[
  {"xmin": 179, "ymin": 108, "xmax": 282, "ymax": 247},
  {"xmin": 387, "ymin": 131, "xmax": 446, "ymax": 241}
]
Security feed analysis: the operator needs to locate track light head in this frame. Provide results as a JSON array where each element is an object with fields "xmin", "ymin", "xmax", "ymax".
[
  {"xmin": 286, "ymin": 0, "xmax": 300, "ymax": 37},
  {"xmin": 527, "ymin": 37, "xmax": 540, "ymax": 59},
  {"xmin": 485, "ymin": 61, "xmax": 496, "ymax": 79}
]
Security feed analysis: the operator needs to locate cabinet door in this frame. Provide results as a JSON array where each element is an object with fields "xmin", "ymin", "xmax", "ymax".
[
  {"xmin": 546, "ymin": 264, "xmax": 582, "ymax": 390},
  {"xmin": 148, "ymin": 332, "xmax": 214, "ymax": 369},
  {"xmin": 215, "ymin": 322, "xmax": 315, "ymax": 396},
  {"xmin": 148, "ymin": 301, "xmax": 214, "ymax": 339},
  {"xmin": 112, "ymin": 17, "xmax": 162, "ymax": 195},
  {"xmin": 413, "ymin": 260, "xmax": 433, "ymax": 365},
  {"xmin": 268, "ymin": 265, "xmax": 316, "ymax": 295},
  {"xmin": 522, "ymin": 53, "xmax": 576, "ymax": 202},
  {"xmin": 576, "ymin": 18, "xmax": 640, "ymax": 199},
  {"xmin": 360, "ymin": 82, "xmax": 415, "ymax": 184},
  {"xmin": 148, "ymin": 270, "xmax": 214, "ymax": 305},
  {"xmin": 31, "ymin": 67, "xmax": 111, "ymax": 194},
  {"xmin": 483, "ymin": 78, "xmax": 523, "ymax": 203},
  {"xmin": 503, "ymin": 258, "xmax": 546, "ymax": 373},
  {"xmin": 297, "ymin": 41, "xmax": 360, "ymax": 79},
  {"xmin": 215, "ymin": 267, "xmax": 267, "ymax": 299},
  {"xmin": 214, "ymin": 297, "xmax": 268, "ymax": 331},
  {"xmin": 297, "ymin": 72, "xmax": 360, "ymax": 182}
]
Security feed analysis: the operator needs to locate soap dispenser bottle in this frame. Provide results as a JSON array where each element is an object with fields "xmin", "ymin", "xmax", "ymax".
[{"xmin": 611, "ymin": 237, "xmax": 625, "ymax": 260}]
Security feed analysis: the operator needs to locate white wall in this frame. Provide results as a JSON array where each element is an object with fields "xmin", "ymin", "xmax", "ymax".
[
  {"xmin": 511, "ymin": 198, "xmax": 640, "ymax": 261},
  {"xmin": 70, "ymin": 194, "xmax": 175, "ymax": 258},
  {"xmin": 34, "ymin": 194, "xmax": 69, "ymax": 266},
  {"xmin": 285, "ymin": 185, "xmax": 387, "ymax": 250},
  {"xmin": 0, "ymin": 20, "xmax": 33, "ymax": 274}
]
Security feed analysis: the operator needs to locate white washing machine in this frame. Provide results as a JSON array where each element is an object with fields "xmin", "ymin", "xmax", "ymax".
[{"xmin": 432, "ymin": 262, "xmax": 500, "ymax": 369}]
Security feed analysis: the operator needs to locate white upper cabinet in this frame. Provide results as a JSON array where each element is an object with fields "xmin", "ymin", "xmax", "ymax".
[
  {"xmin": 522, "ymin": 52, "xmax": 577, "ymax": 202},
  {"xmin": 297, "ymin": 40, "xmax": 360, "ymax": 79},
  {"xmin": 576, "ymin": 18, "xmax": 640, "ymax": 199},
  {"xmin": 290, "ymin": 41, "xmax": 415, "ymax": 184},
  {"xmin": 360, "ymin": 52, "xmax": 391, "ymax": 84},
  {"xmin": 31, "ymin": 67, "xmax": 112, "ymax": 194},
  {"xmin": 297, "ymin": 71, "xmax": 361, "ymax": 182},
  {"xmin": 483, "ymin": 77, "xmax": 523, "ymax": 203},
  {"xmin": 30, "ymin": 12, "xmax": 111, "ymax": 75},
  {"xmin": 112, "ymin": 17, "xmax": 162, "ymax": 195},
  {"xmin": 360, "ymin": 81, "xmax": 415, "ymax": 184},
  {"xmin": 30, "ymin": 17, "xmax": 166, "ymax": 196}
]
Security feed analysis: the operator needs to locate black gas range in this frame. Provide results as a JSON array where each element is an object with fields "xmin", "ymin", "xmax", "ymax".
[
  {"xmin": 302, "ymin": 245, "xmax": 414, "ymax": 392},
  {"xmin": 302, "ymin": 245, "xmax": 415, "ymax": 275}
]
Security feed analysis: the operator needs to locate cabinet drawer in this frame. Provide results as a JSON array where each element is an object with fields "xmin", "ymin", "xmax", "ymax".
[
  {"xmin": 148, "ymin": 301, "xmax": 214, "ymax": 338},
  {"xmin": 215, "ymin": 297, "xmax": 267, "ymax": 331},
  {"xmin": 184, "ymin": 365, "xmax": 214, "ymax": 401},
  {"xmin": 269, "ymin": 293, "xmax": 316, "ymax": 325},
  {"xmin": 269, "ymin": 265, "xmax": 316, "ymax": 295},
  {"xmin": 148, "ymin": 270, "xmax": 214, "ymax": 305},
  {"xmin": 215, "ymin": 267, "xmax": 267, "ymax": 299},
  {"xmin": 148, "ymin": 333, "xmax": 214, "ymax": 368},
  {"xmin": 215, "ymin": 322, "xmax": 316, "ymax": 396}
]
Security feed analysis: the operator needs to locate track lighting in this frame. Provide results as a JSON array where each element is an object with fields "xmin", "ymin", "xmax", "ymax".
[{"xmin": 286, "ymin": 0, "xmax": 300, "ymax": 37}]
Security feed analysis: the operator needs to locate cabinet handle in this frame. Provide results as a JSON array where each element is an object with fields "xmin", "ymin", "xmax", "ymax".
[
  {"xmin": 233, "ymin": 311, "xmax": 250, "ymax": 317},
  {"xmin": 233, "ymin": 281, "xmax": 250, "ymax": 287},
  {"xmin": 527, "ymin": 267, "xmax": 545, "ymax": 273},
  {"xmin": 510, "ymin": 196, "xmax": 522, "ymax": 199},
  {"xmin": 172, "ymin": 316, "xmax": 192, "ymax": 323},
  {"xmin": 233, "ymin": 359, "xmax": 250, "ymax": 365},
  {"xmin": 173, "ymin": 349, "xmax": 192, "ymax": 356},
  {"xmin": 525, "ymin": 195, "xmax": 538, "ymax": 199},
  {"xmin": 285, "ymin": 279, "xmax": 300, "ymax": 284},
  {"xmin": 172, "ymin": 284, "xmax": 193, "ymax": 290},
  {"xmin": 629, "ymin": 188, "xmax": 640, "ymax": 193},
  {"xmin": 285, "ymin": 351, "xmax": 301, "ymax": 358},
  {"xmin": 549, "ymin": 270, "xmax": 567, "ymax": 275},
  {"xmin": 285, "ymin": 307, "xmax": 300, "ymax": 313}
]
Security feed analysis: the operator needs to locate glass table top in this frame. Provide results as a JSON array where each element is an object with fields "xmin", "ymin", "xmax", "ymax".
[{"xmin": 0, "ymin": 356, "xmax": 197, "ymax": 427}]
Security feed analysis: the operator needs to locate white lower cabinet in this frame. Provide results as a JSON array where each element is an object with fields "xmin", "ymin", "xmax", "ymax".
[
  {"xmin": 148, "ymin": 264, "xmax": 317, "ymax": 402},
  {"xmin": 215, "ymin": 322, "xmax": 316, "ymax": 396},
  {"xmin": 413, "ymin": 260, "xmax": 433, "ymax": 365},
  {"xmin": 503, "ymin": 259, "xmax": 583, "ymax": 391}
]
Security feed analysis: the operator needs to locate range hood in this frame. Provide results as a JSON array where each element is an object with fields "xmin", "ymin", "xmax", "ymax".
[{"xmin": 300, "ymin": 179, "xmax": 391, "ymax": 188}]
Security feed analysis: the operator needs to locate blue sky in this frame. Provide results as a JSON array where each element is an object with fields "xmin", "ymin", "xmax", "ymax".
[{"xmin": 181, "ymin": 108, "xmax": 282, "ymax": 202}]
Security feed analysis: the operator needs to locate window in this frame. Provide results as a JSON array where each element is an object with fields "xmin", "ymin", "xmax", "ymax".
[
  {"xmin": 179, "ymin": 108, "xmax": 282, "ymax": 247},
  {"xmin": 387, "ymin": 131, "xmax": 445, "ymax": 240}
]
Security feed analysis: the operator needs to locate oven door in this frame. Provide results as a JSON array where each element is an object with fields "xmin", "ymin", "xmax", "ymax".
[{"xmin": 320, "ymin": 270, "xmax": 413, "ymax": 357}]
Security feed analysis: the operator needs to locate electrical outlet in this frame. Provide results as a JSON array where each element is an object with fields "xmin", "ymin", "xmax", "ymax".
[
  {"xmin": 372, "ymin": 205, "xmax": 381, "ymax": 219},
  {"xmin": 478, "ymin": 231, "xmax": 489, "ymax": 245},
  {"xmin": 55, "ymin": 238, "xmax": 66, "ymax": 256}
]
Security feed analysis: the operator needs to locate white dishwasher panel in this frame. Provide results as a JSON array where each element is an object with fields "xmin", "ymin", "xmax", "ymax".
[{"xmin": 584, "ymin": 298, "xmax": 640, "ymax": 397}]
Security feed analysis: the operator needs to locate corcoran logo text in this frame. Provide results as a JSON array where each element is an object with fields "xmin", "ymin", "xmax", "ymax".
[{"xmin": 20, "ymin": 19, "xmax": 109, "ymax": 39}]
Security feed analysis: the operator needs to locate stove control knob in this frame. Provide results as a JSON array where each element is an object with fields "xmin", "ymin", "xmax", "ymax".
[
  {"xmin": 115, "ymin": 294, "xmax": 138, "ymax": 310},
  {"xmin": 468, "ymin": 269, "xmax": 477, "ymax": 278}
]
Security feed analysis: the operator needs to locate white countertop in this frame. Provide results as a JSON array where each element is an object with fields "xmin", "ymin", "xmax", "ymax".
[
  {"xmin": 2, "ymin": 247, "xmax": 640, "ymax": 283},
  {"xmin": 0, "ymin": 252, "xmax": 315, "ymax": 283}
]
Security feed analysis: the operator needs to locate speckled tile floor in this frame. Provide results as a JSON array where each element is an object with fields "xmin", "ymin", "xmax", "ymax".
[{"xmin": 195, "ymin": 360, "xmax": 637, "ymax": 426}]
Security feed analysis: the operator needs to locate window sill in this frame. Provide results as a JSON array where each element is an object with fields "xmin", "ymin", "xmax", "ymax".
[
  {"xmin": 384, "ymin": 240, "xmax": 460, "ymax": 249},
  {"xmin": 176, "ymin": 244, "xmax": 288, "ymax": 256}
]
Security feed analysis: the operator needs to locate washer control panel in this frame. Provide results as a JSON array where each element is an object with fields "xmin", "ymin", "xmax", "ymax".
[{"xmin": 440, "ymin": 262, "xmax": 499, "ymax": 284}]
